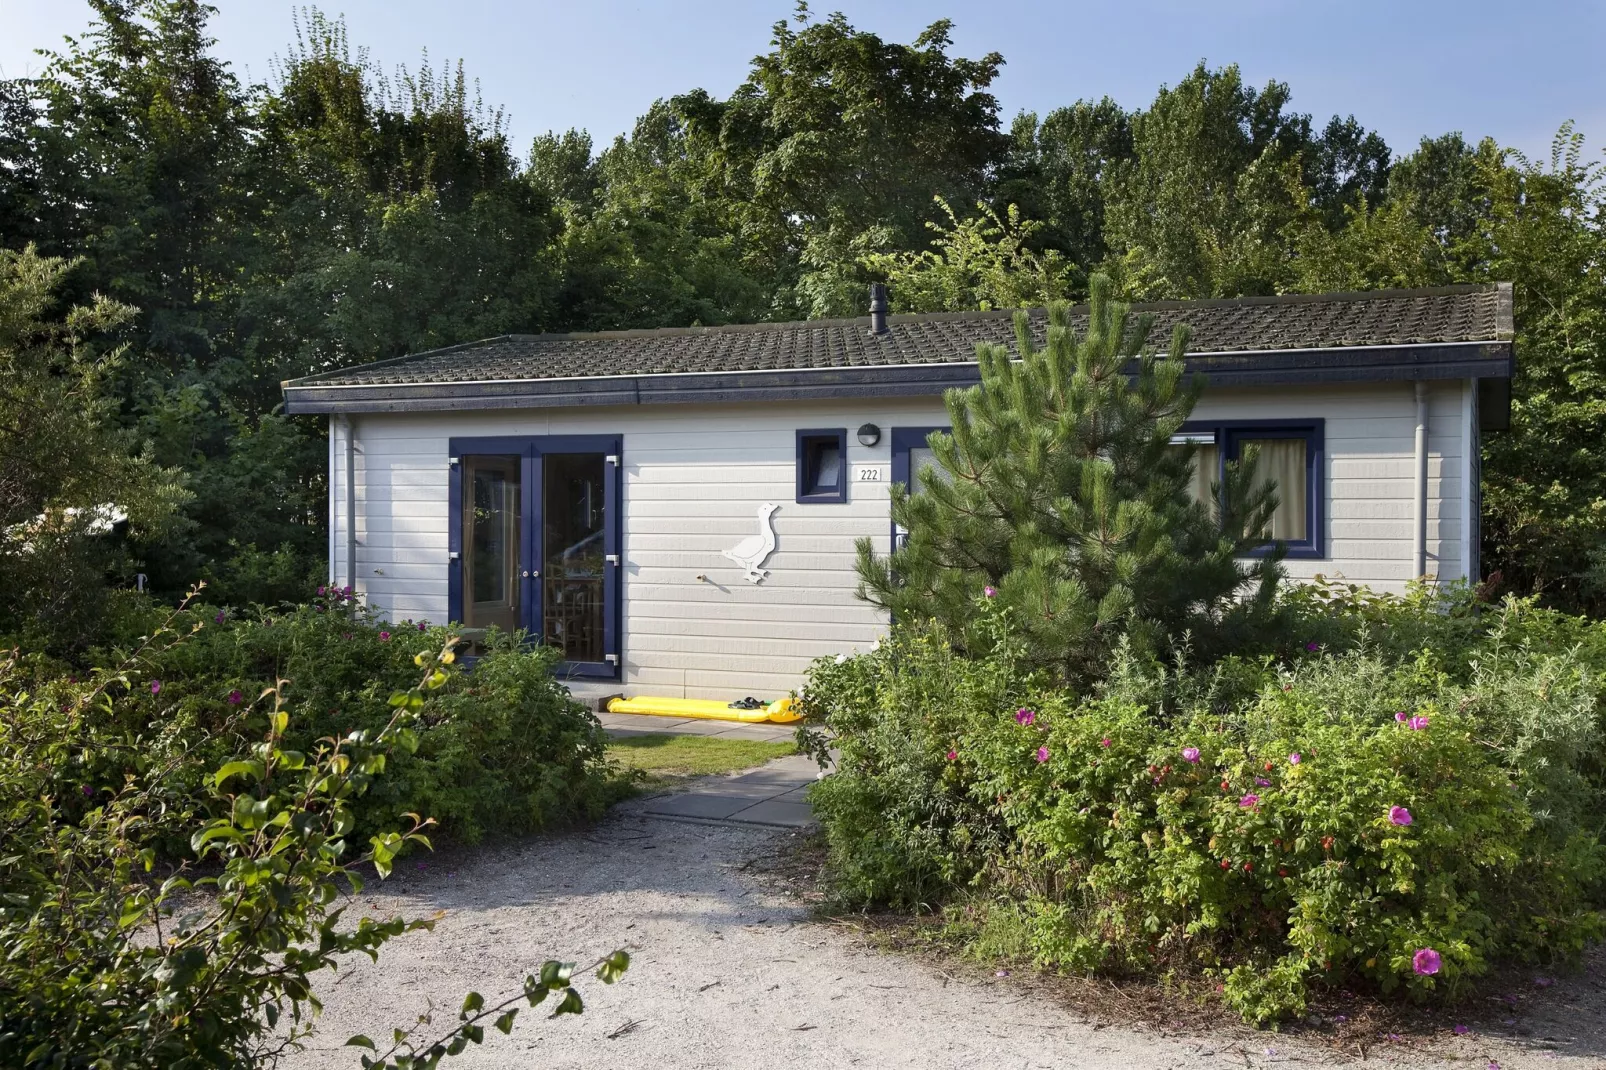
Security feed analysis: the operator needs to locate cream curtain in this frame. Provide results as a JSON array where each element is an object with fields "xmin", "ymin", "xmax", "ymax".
[
  {"xmin": 1188, "ymin": 444, "xmax": 1219, "ymax": 513},
  {"xmin": 1168, "ymin": 443, "xmax": 1219, "ymax": 516},
  {"xmin": 1243, "ymin": 438, "xmax": 1307, "ymax": 541}
]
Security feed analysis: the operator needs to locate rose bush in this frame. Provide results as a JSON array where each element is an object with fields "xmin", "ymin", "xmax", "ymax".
[{"xmin": 800, "ymin": 589, "xmax": 1606, "ymax": 1024}]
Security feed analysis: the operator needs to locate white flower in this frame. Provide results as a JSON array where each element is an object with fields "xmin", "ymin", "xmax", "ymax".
[{"xmin": 834, "ymin": 654, "xmax": 849, "ymax": 664}]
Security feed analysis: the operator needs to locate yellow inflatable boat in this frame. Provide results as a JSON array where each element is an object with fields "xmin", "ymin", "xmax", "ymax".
[{"xmin": 605, "ymin": 695, "xmax": 801, "ymax": 724}]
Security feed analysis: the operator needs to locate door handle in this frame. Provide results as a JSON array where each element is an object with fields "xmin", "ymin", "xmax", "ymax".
[{"xmin": 523, "ymin": 570, "xmax": 539, "ymax": 578}]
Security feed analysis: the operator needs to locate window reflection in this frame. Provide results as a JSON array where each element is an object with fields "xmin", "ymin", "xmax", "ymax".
[{"xmin": 542, "ymin": 453, "xmax": 606, "ymax": 663}]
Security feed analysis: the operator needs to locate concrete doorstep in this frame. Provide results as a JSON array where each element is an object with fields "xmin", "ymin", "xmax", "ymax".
[{"xmin": 596, "ymin": 710, "xmax": 797, "ymax": 743}]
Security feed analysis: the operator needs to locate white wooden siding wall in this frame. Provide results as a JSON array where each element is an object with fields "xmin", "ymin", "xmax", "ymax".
[
  {"xmin": 1191, "ymin": 381, "xmax": 1466, "ymax": 587},
  {"xmin": 336, "ymin": 381, "xmax": 1471, "ymax": 698}
]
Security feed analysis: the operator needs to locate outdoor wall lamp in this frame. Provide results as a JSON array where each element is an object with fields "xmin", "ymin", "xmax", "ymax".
[{"xmin": 857, "ymin": 423, "xmax": 881, "ymax": 447}]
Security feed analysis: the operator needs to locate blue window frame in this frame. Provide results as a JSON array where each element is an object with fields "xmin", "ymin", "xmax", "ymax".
[
  {"xmin": 448, "ymin": 434, "xmax": 622, "ymax": 679},
  {"xmin": 796, "ymin": 428, "xmax": 848, "ymax": 503},
  {"xmin": 890, "ymin": 426, "xmax": 951, "ymax": 549},
  {"xmin": 890, "ymin": 426, "xmax": 950, "ymax": 491},
  {"xmin": 1176, "ymin": 418, "xmax": 1325, "ymax": 559}
]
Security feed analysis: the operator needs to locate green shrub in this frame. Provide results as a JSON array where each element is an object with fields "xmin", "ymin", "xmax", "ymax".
[
  {"xmin": 0, "ymin": 612, "xmax": 628, "ymax": 1068},
  {"xmin": 15, "ymin": 587, "xmax": 619, "ymax": 850},
  {"xmin": 800, "ymin": 593, "xmax": 1606, "ymax": 1024}
]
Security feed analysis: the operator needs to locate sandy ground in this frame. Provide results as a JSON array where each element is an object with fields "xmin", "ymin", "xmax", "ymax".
[{"xmin": 284, "ymin": 784, "xmax": 1606, "ymax": 1070}]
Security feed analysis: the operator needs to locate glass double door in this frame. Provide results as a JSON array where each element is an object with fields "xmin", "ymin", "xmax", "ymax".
[{"xmin": 453, "ymin": 436, "xmax": 620, "ymax": 676}]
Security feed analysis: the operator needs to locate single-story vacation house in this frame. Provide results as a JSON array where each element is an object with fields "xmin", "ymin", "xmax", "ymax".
[{"xmin": 281, "ymin": 284, "xmax": 1514, "ymax": 701}]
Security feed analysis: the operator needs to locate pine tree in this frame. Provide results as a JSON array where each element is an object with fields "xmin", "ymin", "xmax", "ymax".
[{"xmin": 855, "ymin": 274, "xmax": 1284, "ymax": 684}]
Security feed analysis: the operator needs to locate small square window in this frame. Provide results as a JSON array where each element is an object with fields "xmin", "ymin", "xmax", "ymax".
[{"xmin": 796, "ymin": 429, "xmax": 848, "ymax": 503}]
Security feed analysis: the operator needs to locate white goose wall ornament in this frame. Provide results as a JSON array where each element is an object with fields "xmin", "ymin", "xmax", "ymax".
[{"xmin": 723, "ymin": 502, "xmax": 779, "ymax": 584}]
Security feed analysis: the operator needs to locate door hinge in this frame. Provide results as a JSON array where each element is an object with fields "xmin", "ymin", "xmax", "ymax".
[
  {"xmin": 605, "ymin": 454, "xmax": 619, "ymax": 466},
  {"xmin": 605, "ymin": 554, "xmax": 620, "ymax": 565},
  {"xmin": 449, "ymin": 550, "xmax": 460, "ymax": 560},
  {"xmin": 604, "ymin": 653, "xmax": 619, "ymax": 665},
  {"xmin": 448, "ymin": 456, "xmax": 460, "ymax": 467}
]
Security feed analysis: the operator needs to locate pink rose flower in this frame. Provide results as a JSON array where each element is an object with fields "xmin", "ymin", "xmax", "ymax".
[
  {"xmin": 1288, "ymin": 752, "xmax": 1301, "ymax": 765},
  {"xmin": 1239, "ymin": 793, "xmax": 1260, "ymax": 808},
  {"xmin": 946, "ymin": 749, "xmax": 958, "ymax": 761},
  {"xmin": 226, "ymin": 689, "xmax": 243, "ymax": 705},
  {"xmin": 1395, "ymin": 711, "xmax": 1410, "ymax": 722},
  {"xmin": 1034, "ymin": 746, "xmax": 1049, "ymax": 763},
  {"xmin": 983, "ymin": 585, "xmax": 997, "ymax": 598},
  {"xmin": 149, "ymin": 680, "xmax": 161, "ymax": 696},
  {"xmin": 1100, "ymin": 737, "xmax": 1111, "ymax": 748},
  {"xmin": 1014, "ymin": 708, "xmax": 1035, "ymax": 726},
  {"xmin": 1390, "ymin": 806, "xmax": 1413, "ymax": 826},
  {"xmin": 379, "ymin": 631, "xmax": 391, "ymax": 641},
  {"xmin": 1182, "ymin": 746, "xmax": 1200, "ymax": 763},
  {"xmin": 1413, "ymin": 947, "xmax": 1441, "ymax": 975}
]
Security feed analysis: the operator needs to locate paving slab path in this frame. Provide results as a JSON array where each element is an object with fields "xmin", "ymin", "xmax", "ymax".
[
  {"xmin": 282, "ymin": 762, "xmax": 1606, "ymax": 1070},
  {"xmin": 600, "ymin": 708, "xmax": 817, "ymax": 826}
]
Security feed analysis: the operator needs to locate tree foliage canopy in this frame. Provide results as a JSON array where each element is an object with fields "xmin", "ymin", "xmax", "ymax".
[{"xmin": 2, "ymin": 0, "xmax": 1604, "ymax": 628}]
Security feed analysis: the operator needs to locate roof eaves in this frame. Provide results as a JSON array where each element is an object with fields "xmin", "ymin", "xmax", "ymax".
[{"xmin": 279, "ymin": 338, "xmax": 1517, "ymax": 416}]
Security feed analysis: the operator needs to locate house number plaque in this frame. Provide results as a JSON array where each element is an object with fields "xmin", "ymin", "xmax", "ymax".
[{"xmin": 853, "ymin": 464, "xmax": 885, "ymax": 482}]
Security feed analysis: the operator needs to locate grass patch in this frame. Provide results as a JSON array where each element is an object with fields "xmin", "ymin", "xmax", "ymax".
[{"xmin": 606, "ymin": 733, "xmax": 796, "ymax": 787}]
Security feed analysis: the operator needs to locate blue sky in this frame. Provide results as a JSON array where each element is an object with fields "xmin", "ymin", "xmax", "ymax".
[{"xmin": 3, "ymin": 1, "xmax": 1602, "ymax": 164}]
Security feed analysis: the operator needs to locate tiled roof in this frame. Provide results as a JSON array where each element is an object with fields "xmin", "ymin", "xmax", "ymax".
[{"xmin": 284, "ymin": 284, "xmax": 1513, "ymax": 389}]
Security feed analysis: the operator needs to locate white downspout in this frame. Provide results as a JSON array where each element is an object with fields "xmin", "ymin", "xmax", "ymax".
[
  {"xmin": 327, "ymin": 416, "xmax": 337, "ymax": 585},
  {"xmin": 343, "ymin": 414, "xmax": 357, "ymax": 595},
  {"xmin": 1461, "ymin": 379, "xmax": 1477, "ymax": 582},
  {"xmin": 1413, "ymin": 382, "xmax": 1428, "ymax": 580}
]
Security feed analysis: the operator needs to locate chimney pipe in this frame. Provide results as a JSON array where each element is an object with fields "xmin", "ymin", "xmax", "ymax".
[{"xmin": 868, "ymin": 282, "xmax": 889, "ymax": 335}]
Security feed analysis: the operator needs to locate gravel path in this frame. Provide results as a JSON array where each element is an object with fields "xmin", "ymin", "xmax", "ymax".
[{"xmin": 285, "ymin": 777, "xmax": 1606, "ymax": 1070}]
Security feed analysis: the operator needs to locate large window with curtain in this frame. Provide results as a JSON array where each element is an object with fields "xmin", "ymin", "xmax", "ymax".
[{"xmin": 1167, "ymin": 421, "xmax": 1323, "ymax": 558}]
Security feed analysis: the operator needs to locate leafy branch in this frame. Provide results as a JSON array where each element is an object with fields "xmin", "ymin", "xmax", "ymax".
[{"xmin": 350, "ymin": 950, "xmax": 632, "ymax": 1069}]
